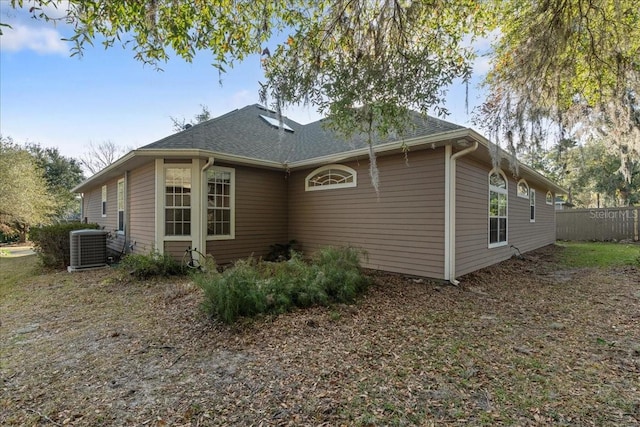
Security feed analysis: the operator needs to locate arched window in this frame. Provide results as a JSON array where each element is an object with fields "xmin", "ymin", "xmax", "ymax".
[
  {"xmin": 517, "ymin": 179, "xmax": 529, "ymax": 198},
  {"xmin": 305, "ymin": 165, "xmax": 357, "ymax": 191},
  {"xmin": 489, "ymin": 169, "xmax": 508, "ymax": 247},
  {"xmin": 546, "ymin": 191, "xmax": 553, "ymax": 205}
]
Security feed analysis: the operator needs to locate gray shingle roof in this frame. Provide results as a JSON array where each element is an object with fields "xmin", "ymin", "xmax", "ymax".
[{"xmin": 140, "ymin": 104, "xmax": 464, "ymax": 163}]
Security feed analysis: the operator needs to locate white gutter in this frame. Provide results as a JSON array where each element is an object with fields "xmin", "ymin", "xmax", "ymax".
[
  {"xmin": 444, "ymin": 141, "xmax": 478, "ymax": 285},
  {"xmin": 145, "ymin": 150, "xmax": 283, "ymax": 170},
  {"xmin": 72, "ymin": 148, "xmax": 284, "ymax": 193},
  {"xmin": 461, "ymin": 129, "xmax": 567, "ymax": 195},
  {"xmin": 288, "ymin": 128, "xmax": 473, "ymax": 169}
]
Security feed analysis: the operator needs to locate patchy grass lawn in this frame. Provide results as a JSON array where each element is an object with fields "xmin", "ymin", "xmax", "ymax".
[
  {"xmin": 557, "ymin": 241, "xmax": 640, "ymax": 268},
  {"xmin": 0, "ymin": 246, "xmax": 41, "ymax": 294},
  {"xmin": 1, "ymin": 244, "xmax": 639, "ymax": 426}
]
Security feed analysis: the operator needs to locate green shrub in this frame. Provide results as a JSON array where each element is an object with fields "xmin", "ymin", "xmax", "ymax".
[
  {"xmin": 0, "ymin": 230, "xmax": 18, "ymax": 244},
  {"xmin": 118, "ymin": 250, "xmax": 185, "ymax": 280},
  {"xmin": 194, "ymin": 258, "xmax": 267, "ymax": 323},
  {"xmin": 311, "ymin": 246, "xmax": 369, "ymax": 303},
  {"xmin": 195, "ymin": 246, "xmax": 370, "ymax": 324},
  {"xmin": 30, "ymin": 222, "xmax": 100, "ymax": 269}
]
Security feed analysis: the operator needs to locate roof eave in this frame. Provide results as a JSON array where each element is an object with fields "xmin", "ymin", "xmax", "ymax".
[
  {"xmin": 72, "ymin": 148, "xmax": 285, "ymax": 193},
  {"xmin": 73, "ymin": 126, "xmax": 566, "ymax": 196},
  {"xmin": 72, "ymin": 150, "xmax": 138, "ymax": 193},
  {"xmin": 288, "ymin": 127, "xmax": 566, "ymax": 195},
  {"xmin": 288, "ymin": 128, "xmax": 473, "ymax": 169},
  {"xmin": 463, "ymin": 129, "xmax": 568, "ymax": 195}
]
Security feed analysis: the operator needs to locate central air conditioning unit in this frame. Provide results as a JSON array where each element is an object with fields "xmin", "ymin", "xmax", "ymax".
[{"xmin": 68, "ymin": 229, "xmax": 109, "ymax": 272}]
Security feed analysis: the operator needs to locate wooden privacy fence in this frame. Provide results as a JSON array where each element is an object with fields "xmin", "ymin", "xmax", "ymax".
[{"xmin": 557, "ymin": 207, "xmax": 640, "ymax": 241}]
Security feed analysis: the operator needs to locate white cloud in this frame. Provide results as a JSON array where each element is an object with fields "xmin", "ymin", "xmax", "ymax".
[
  {"xmin": 227, "ymin": 90, "xmax": 254, "ymax": 109},
  {"xmin": 1, "ymin": 23, "xmax": 68, "ymax": 55},
  {"xmin": 283, "ymin": 104, "xmax": 323, "ymax": 124},
  {"xmin": 467, "ymin": 29, "xmax": 501, "ymax": 76},
  {"xmin": 473, "ymin": 55, "xmax": 492, "ymax": 75}
]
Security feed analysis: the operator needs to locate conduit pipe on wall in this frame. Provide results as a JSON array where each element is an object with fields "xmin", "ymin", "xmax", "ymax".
[{"xmin": 444, "ymin": 141, "xmax": 478, "ymax": 285}]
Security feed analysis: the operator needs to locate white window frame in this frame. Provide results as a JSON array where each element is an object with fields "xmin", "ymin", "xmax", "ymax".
[
  {"xmin": 206, "ymin": 166, "xmax": 236, "ymax": 241},
  {"xmin": 488, "ymin": 169, "xmax": 508, "ymax": 248},
  {"xmin": 517, "ymin": 179, "xmax": 529, "ymax": 199},
  {"xmin": 546, "ymin": 191, "xmax": 553, "ymax": 205},
  {"xmin": 101, "ymin": 185, "xmax": 107, "ymax": 217},
  {"xmin": 164, "ymin": 166, "xmax": 192, "ymax": 237},
  {"xmin": 530, "ymin": 189, "xmax": 536, "ymax": 223},
  {"xmin": 117, "ymin": 178, "xmax": 125, "ymax": 234},
  {"xmin": 305, "ymin": 164, "xmax": 357, "ymax": 191}
]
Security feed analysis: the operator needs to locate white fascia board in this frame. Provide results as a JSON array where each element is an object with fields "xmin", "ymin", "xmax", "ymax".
[
  {"xmin": 288, "ymin": 128, "xmax": 473, "ymax": 170},
  {"xmin": 72, "ymin": 150, "xmax": 138, "ymax": 193},
  {"xmin": 463, "ymin": 129, "xmax": 568, "ymax": 195},
  {"xmin": 72, "ymin": 148, "xmax": 284, "ymax": 193},
  {"xmin": 204, "ymin": 152, "xmax": 285, "ymax": 170},
  {"xmin": 140, "ymin": 149, "xmax": 284, "ymax": 169}
]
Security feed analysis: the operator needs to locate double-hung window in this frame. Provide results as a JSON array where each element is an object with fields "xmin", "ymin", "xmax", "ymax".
[
  {"xmin": 207, "ymin": 167, "xmax": 235, "ymax": 238},
  {"xmin": 165, "ymin": 168, "xmax": 192, "ymax": 236},
  {"xmin": 530, "ymin": 189, "xmax": 536, "ymax": 222},
  {"xmin": 101, "ymin": 185, "xmax": 107, "ymax": 217},
  {"xmin": 489, "ymin": 170, "xmax": 508, "ymax": 247},
  {"xmin": 117, "ymin": 179, "xmax": 125, "ymax": 233}
]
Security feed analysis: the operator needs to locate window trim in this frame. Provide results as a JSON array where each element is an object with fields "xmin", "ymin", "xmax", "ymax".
[
  {"xmin": 530, "ymin": 188, "xmax": 536, "ymax": 223},
  {"xmin": 206, "ymin": 166, "xmax": 236, "ymax": 241},
  {"xmin": 305, "ymin": 164, "xmax": 357, "ymax": 192},
  {"xmin": 101, "ymin": 185, "xmax": 107, "ymax": 217},
  {"xmin": 516, "ymin": 179, "xmax": 529, "ymax": 199},
  {"xmin": 546, "ymin": 191, "xmax": 553, "ymax": 205},
  {"xmin": 116, "ymin": 178, "xmax": 125, "ymax": 234},
  {"xmin": 488, "ymin": 168, "xmax": 508, "ymax": 248},
  {"xmin": 164, "ymin": 166, "xmax": 192, "ymax": 238}
]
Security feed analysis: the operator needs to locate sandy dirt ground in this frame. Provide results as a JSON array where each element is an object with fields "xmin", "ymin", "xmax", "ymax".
[{"xmin": 1, "ymin": 245, "xmax": 639, "ymax": 426}]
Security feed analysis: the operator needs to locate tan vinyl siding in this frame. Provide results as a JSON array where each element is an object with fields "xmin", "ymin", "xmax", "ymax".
[
  {"xmin": 289, "ymin": 149, "xmax": 445, "ymax": 278},
  {"xmin": 81, "ymin": 176, "xmax": 124, "ymax": 253},
  {"xmin": 128, "ymin": 162, "xmax": 155, "ymax": 254},
  {"xmin": 206, "ymin": 165, "xmax": 288, "ymax": 264},
  {"xmin": 82, "ymin": 186, "xmax": 102, "ymax": 225},
  {"xmin": 106, "ymin": 178, "xmax": 125, "ymax": 254},
  {"xmin": 455, "ymin": 157, "xmax": 556, "ymax": 277},
  {"xmin": 164, "ymin": 240, "xmax": 191, "ymax": 259}
]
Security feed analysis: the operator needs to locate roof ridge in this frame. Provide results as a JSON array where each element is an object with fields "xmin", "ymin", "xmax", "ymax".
[
  {"xmin": 297, "ymin": 109, "xmax": 462, "ymax": 130},
  {"xmin": 139, "ymin": 106, "xmax": 250, "ymax": 149},
  {"xmin": 139, "ymin": 103, "xmax": 463, "ymax": 160}
]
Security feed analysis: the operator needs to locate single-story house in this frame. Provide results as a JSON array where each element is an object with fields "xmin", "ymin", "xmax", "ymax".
[{"xmin": 73, "ymin": 104, "xmax": 565, "ymax": 283}]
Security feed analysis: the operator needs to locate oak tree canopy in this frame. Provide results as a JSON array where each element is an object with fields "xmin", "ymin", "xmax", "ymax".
[{"xmin": 5, "ymin": 0, "xmax": 639, "ymax": 183}]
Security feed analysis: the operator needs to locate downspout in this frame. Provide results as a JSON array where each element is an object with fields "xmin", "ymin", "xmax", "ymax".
[
  {"xmin": 445, "ymin": 141, "xmax": 478, "ymax": 285},
  {"xmin": 80, "ymin": 193, "xmax": 85, "ymax": 222},
  {"xmin": 124, "ymin": 170, "xmax": 130, "ymax": 256},
  {"xmin": 198, "ymin": 157, "xmax": 215, "ymax": 259}
]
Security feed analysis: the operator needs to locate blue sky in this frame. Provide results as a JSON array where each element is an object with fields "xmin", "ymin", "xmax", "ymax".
[{"xmin": 0, "ymin": 2, "xmax": 490, "ymax": 160}]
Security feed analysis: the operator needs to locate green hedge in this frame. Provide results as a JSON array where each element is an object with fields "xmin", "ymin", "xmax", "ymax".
[{"xmin": 30, "ymin": 222, "xmax": 100, "ymax": 269}]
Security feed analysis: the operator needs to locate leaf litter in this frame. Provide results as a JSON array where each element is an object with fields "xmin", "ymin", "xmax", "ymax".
[{"xmin": 1, "ymin": 245, "xmax": 639, "ymax": 426}]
